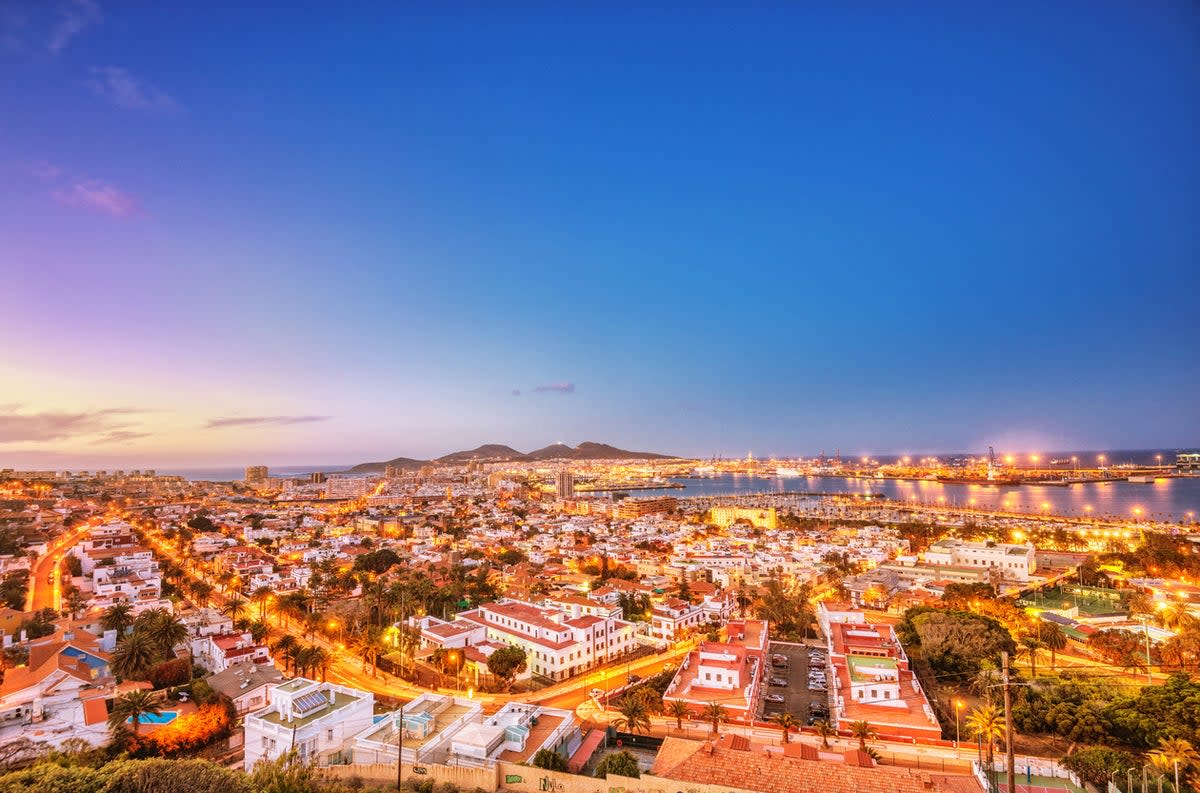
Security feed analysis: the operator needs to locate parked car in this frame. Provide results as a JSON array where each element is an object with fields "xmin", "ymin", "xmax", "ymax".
[
  {"xmin": 769, "ymin": 677, "xmax": 788, "ymax": 687},
  {"xmin": 765, "ymin": 694, "xmax": 786, "ymax": 704}
]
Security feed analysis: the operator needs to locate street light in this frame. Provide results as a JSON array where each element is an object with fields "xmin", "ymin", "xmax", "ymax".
[{"xmin": 954, "ymin": 699, "xmax": 964, "ymax": 749}]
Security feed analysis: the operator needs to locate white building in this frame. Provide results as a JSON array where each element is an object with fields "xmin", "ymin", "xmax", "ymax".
[
  {"xmin": 923, "ymin": 538, "xmax": 1036, "ymax": 582},
  {"xmin": 244, "ymin": 678, "xmax": 375, "ymax": 767}
]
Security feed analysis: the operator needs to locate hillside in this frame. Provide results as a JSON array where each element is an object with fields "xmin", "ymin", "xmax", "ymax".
[{"xmin": 346, "ymin": 441, "xmax": 674, "ymax": 472}]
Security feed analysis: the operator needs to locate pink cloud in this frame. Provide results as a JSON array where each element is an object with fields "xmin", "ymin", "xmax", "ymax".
[{"xmin": 54, "ymin": 179, "xmax": 139, "ymax": 218}]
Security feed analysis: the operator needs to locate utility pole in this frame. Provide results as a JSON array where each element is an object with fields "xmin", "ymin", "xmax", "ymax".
[
  {"xmin": 396, "ymin": 705, "xmax": 404, "ymax": 792},
  {"xmin": 1002, "ymin": 652, "xmax": 1015, "ymax": 793}
]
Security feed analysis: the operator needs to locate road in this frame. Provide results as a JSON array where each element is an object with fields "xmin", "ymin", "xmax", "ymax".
[{"xmin": 28, "ymin": 525, "xmax": 90, "ymax": 612}]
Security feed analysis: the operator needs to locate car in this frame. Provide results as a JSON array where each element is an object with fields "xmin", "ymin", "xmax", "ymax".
[
  {"xmin": 627, "ymin": 674, "xmax": 641, "ymax": 684},
  {"xmin": 765, "ymin": 694, "xmax": 785, "ymax": 704},
  {"xmin": 772, "ymin": 659, "xmax": 789, "ymax": 667},
  {"xmin": 770, "ymin": 677, "xmax": 788, "ymax": 687}
]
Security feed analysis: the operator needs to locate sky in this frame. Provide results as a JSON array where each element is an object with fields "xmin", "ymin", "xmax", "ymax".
[{"xmin": 1, "ymin": 1, "xmax": 1199, "ymax": 468}]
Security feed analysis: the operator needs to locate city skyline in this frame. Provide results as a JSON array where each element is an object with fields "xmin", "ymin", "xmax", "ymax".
[{"xmin": 3, "ymin": 1, "xmax": 1199, "ymax": 466}]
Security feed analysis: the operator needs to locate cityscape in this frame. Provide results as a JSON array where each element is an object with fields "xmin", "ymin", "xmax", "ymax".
[{"xmin": 2, "ymin": 4, "xmax": 1199, "ymax": 793}]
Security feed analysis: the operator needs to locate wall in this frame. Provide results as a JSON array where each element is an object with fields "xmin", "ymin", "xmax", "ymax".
[{"xmin": 322, "ymin": 760, "xmax": 762, "ymax": 793}]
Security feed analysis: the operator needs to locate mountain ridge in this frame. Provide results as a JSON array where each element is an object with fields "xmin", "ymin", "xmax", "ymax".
[{"xmin": 344, "ymin": 441, "xmax": 674, "ymax": 473}]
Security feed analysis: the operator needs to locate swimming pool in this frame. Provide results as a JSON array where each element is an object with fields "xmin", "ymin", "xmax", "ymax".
[{"xmin": 130, "ymin": 711, "xmax": 178, "ymax": 725}]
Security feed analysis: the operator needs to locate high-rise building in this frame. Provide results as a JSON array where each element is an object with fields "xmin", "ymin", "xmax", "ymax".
[
  {"xmin": 244, "ymin": 466, "xmax": 269, "ymax": 483},
  {"xmin": 309, "ymin": 471, "xmax": 327, "ymax": 484},
  {"xmin": 555, "ymin": 468, "xmax": 575, "ymax": 498}
]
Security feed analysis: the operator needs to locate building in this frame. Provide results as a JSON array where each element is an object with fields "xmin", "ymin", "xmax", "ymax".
[
  {"xmin": 205, "ymin": 663, "xmax": 284, "ymax": 715},
  {"xmin": 351, "ymin": 693, "xmax": 482, "ymax": 766},
  {"xmin": 447, "ymin": 702, "xmax": 579, "ymax": 767},
  {"xmin": 1178, "ymin": 452, "xmax": 1200, "ymax": 473},
  {"xmin": 922, "ymin": 538, "xmax": 1036, "ymax": 583},
  {"xmin": 244, "ymin": 678, "xmax": 375, "ymax": 767},
  {"xmin": 454, "ymin": 599, "xmax": 637, "ymax": 681},
  {"xmin": 617, "ymin": 496, "xmax": 677, "ymax": 519},
  {"xmin": 662, "ymin": 619, "xmax": 768, "ymax": 723},
  {"xmin": 244, "ymin": 466, "xmax": 269, "ymax": 483},
  {"xmin": 818, "ymin": 602, "xmax": 940, "ymax": 741},
  {"xmin": 310, "ymin": 471, "xmax": 327, "ymax": 484},
  {"xmin": 555, "ymin": 469, "xmax": 575, "ymax": 499},
  {"xmin": 0, "ymin": 638, "xmax": 113, "ymax": 751},
  {"xmin": 708, "ymin": 505, "xmax": 778, "ymax": 529}
]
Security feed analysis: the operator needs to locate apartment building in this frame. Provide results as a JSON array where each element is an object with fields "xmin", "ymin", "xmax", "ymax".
[
  {"xmin": 244, "ymin": 678, "xmax": 375, "ymax": 767},
  {"xmin": 922, "ymin": 538, "xmax": 1036, "ymax": 582},
  {"xmin": 661, "ymin": 619, "xmax": 768, "ymax": 723}
]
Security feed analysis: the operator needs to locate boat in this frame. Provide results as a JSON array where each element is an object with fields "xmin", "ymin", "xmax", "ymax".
[{"xmin": 775, "ymin": 467, "xmax": 801, "ymax": 477}]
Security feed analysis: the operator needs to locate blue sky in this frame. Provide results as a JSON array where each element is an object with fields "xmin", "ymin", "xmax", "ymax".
[{"xmin": 1, "ymin": 1, "xmax": 1198, "ymax": 466}]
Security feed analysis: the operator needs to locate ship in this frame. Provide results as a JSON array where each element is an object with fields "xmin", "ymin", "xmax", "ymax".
[
  {"xmin": 935, "ymin": 475, "xmax": 1023, "ymax": 487},
  {"xmin": 775, "ymin": 467, "xmax": 801, "ymax": 477}
]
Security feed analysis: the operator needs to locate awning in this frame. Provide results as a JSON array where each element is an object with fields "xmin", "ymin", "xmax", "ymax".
[{"xmin": 568, "ymin": 728, "xmax": 606, "ymax": 774}]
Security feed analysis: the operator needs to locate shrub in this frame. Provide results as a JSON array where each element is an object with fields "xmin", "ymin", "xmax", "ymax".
[{"xmin": 150, "ymin": 658, "xmax": 191, "ymax": 689}]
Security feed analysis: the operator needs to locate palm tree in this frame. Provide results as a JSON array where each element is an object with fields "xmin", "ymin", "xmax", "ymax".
[
  {"xmin": 99, "ymin": 603, "xmax": 135, "ymax": 636},
  {"xmin": 248, "ymin": 619, "xmax": 272, "ymax": 645},
  {"xmin": 612, "ymin": 696, "xmax": 652, "ymax": 735},
  {"xmin": 701, "ymin": 702, "xmax": 727, "ymax": 735},
  {"xmin": 309, "ymin": 646, "xmax": 332, "ymax": 682},
  {"xmin": 1159, "ymin": 602, "xmax": 1198, "ymax": 634},
  {"xmin": 1037, "ymin": 622, "xmax": 1068, "ymax": 671},
  {"xmin": 848, "ymin": 720, "xmax": 876, "ymax": 752},
  {"xmin": 108, "ymin": 690, "xmax": 161, "ymax": 735},
  {"xmin": 285, "ymin": 642, "xmax": 307, "ymax": 676},
  {"xmin": 664, "ymin": 700, "xmax": 691, "ymax": 731},
  {"xmin": 1019, "ymin": 634, "xmax": 1046, "ymax": 678},
  {"xmin": 251, "ymin": 586, "xmax": 275, "ymax": 620},
  {"xmin": 189, "ymin": 581, "xmax": 213, "ymax": 608},
  {"xmin": 273, "ymin": 635, "xmax": 298, "ymax": 672},
  {"xmin": 221, "ymin": 597, "xmax": 248, "ymax": 623},
  {"xmin": 812, "ymin": 718, "xmax": 835, "ymax": 749},
  {"xmin": 970, "ymin": 661, "xmax": 999, "ymax": 704},
  {"xmin": 111, "ymin": 632, "xmax": 158, "ymax": 681},
  {"xmin": 966, "ymin": 704, "xmax": 1006, "ymax": 774},
  {"xmin": 770, "ymin": 712, "xmax": 798, "ymax": 744},
  {"xmin": 1151, "ymin": 737, "xmax": 1198, "ymax": 793}
]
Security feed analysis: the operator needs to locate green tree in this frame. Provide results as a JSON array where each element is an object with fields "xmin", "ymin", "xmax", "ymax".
[
  {"xmin": 664, "ymin": 700, "xmax": 691, "ymax": 731},
  {"xmin": 108, "ymin": 690, "xmax": 161, "ymax": 735},
  {"xmin": 530, "ymin": 748, "xmax": 568, "ymax": 772},
  {"xmin": 967, "ymin": 705, "xmax": 1006, "ymax": 774},
  {"xmin": 848, "ymin": 720, "xmax": 876, "ymax": 751},
  {"xmin": 594, "ymin": 750, "xmax": 640, "ymax": 779},
  {"xmin": 486, "ymin": 645, "xmax": 527, "ymax": 691},
  {"xmin": 812, "ymin": 718, "xmax": 835, "ymax": 749},
  {"xmin": 112, "ymin": 632, "xmax": 159, "ymax": 681},
  {"xmin": 100, "ymin": 603, "xmax": 135, "ymax": 636},
  {"xmin": 613, "ymin": 696, "xmax": 652, "ymax": 735},
  {"xmin": 701, "ymin": 701, "xmax": 727, "ymax": 735},
  {"xmin": 770, "ymin": 712, "xmax": 798, "ymax": 744},
  {"xmin": 1019, "ymin": 633, "xmax": 1046, "ymax": 678},
  {"xmin": 1037, "ymin": 622, "xmax": 1068, "ymax": 671},
  {"xmin": 1060, "ymin": 747, "xmax": 1137, "ymax": 788}
]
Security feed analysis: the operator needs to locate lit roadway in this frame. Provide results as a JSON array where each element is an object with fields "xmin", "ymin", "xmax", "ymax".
[{"xmin": 28, "ymin": 523, "xmax": 91, "ymax": 612}]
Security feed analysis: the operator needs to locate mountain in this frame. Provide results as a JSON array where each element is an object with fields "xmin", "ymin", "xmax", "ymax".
[
  {"xmin": 344, "ymin": 456, "xmax": 425, "ymax": 474},
  {"xmin": 436, "ymin": 444, "xmax": 525, "ymax": 464},
  {"xmin": 345, "ymin": 441, "xmax": 675, "ymax": 472},
  {"xmin": 526, "ymin": 441, "xmax": 673, "ymax": 461}
]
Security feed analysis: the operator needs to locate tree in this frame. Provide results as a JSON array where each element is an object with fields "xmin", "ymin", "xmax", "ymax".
[
  {"xmin": 250, "ymin": 586, "xmax": 274, "ymax": 620},
  {"xmin": 848, "ymin": 720, "xmax": 876, "ymax": 751},
  {"xmin": 770, "ymin": 712, "xmax": 798, "ymax": 744},
  {"xmin": 1038, "ymin": 622, "xmax": 1068, "ymax": 671},
  {"xmin": 531, "ymin": 748, "xmax": 568, "ymax": 772},
  {"xmin": 100, "ymin": 603, "xmax": 135, "ymax": 636},
  {"xmin": 486, "ymin": 646, "xmax": 527, "ymax": 691},
  {"xmin": 613, "ymin": 697, "xmax": 652, "ymax": 735},
  {"xmin": 664, "ymin": 700, "xmax": 691, "ymax": 731},
  {"xmin": 1150, "ymin": 737, "xmax": 1198, "ymax": 793},
  {"xmin": 248, "ymin": 620, "xmax": 272, "ymax": 645},
  {"xmin": 273, "ymin": 635, "xmax": 298, "ymax": 672},
  {"xmin": 1061, "ymin": 747, "xmax": 1137, "ymax": 788},
  {"xmin": 967, "ymin": 705, "xmax": 1006, "ymax": 773},
  {"xmin": 812, "ymin": 719, "xmax": 835, "ymax": 749},
  {"xmin": 108, "ymin": 690, "xmax": 161, "ymax": 735},
  {"xmin": 112, "ymin": 632, "xmax": 159, "ymax": 681},
  {"xmin": 897, "ymin": 607, "xmax": 1016, "ymax": 680},
  {"xmin": 1159, "ymin": 602, "xmax": 1198, "ymax": 634},
  {"xmin": 594, "ymin": 750, "xmax": 640, "ymax": 779},
  {"xmin": 701, "ymin": 702, "xmax": 727, "ymax": 735},
  {"xmin": 1019, "ymin": 633, "xmax": 1046, "ymax": 679},
  {"xmin": 220, "ymin": 598, "xmax": 248, "ymax": 623}
]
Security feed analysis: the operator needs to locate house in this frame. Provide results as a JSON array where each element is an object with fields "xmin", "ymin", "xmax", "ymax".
[
  {"xmin": 0, "ymin": 637, "xmax": 113, "ymax": 750},
  {"xmin": 205, "ymin": 663, "xmax": 284, "ymax": 715},
  {"xmin": 244, "ymin": 678, "xmax": 375, "ymax": 767},
  {"xmin": 662, "ymin": 619, "xmax": 768, "ymax": 723}
]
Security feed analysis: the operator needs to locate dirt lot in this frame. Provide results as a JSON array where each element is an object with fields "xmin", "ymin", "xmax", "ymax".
[{"xmin": 761, "ymin": 641, "xmax": 830, "ymax": 723}]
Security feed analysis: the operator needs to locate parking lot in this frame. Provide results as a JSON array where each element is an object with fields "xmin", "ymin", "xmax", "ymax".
[{"xmin": 761, "ymin": 641, "xmax": 830, "ymax": 724}]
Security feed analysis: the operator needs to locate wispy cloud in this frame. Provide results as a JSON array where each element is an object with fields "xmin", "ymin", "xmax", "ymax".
[
  {"xmin": 53, "ymin": 179, "xmax": 139, "ymax": 217},
  {"xmin": 90, "ymin": 429, "xmax": 151, "ymax": 445},
  {"xmin": 87, "ymin": 65, "xmax": 176, "ymax": 111},
  {"xmin": 0, "ymin": 407, "xmax": 146, "ymax": 444},
  {"xmin": 49, "ymin": 0, "xmax": 100, "ymax": 54},
  {"xmin": 205, "ymin": 415, "xmax": 332, "ymax": 429},
  {"xmin": 533, "ymin": 382, "xmax": 576, "ymax": 394}
]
